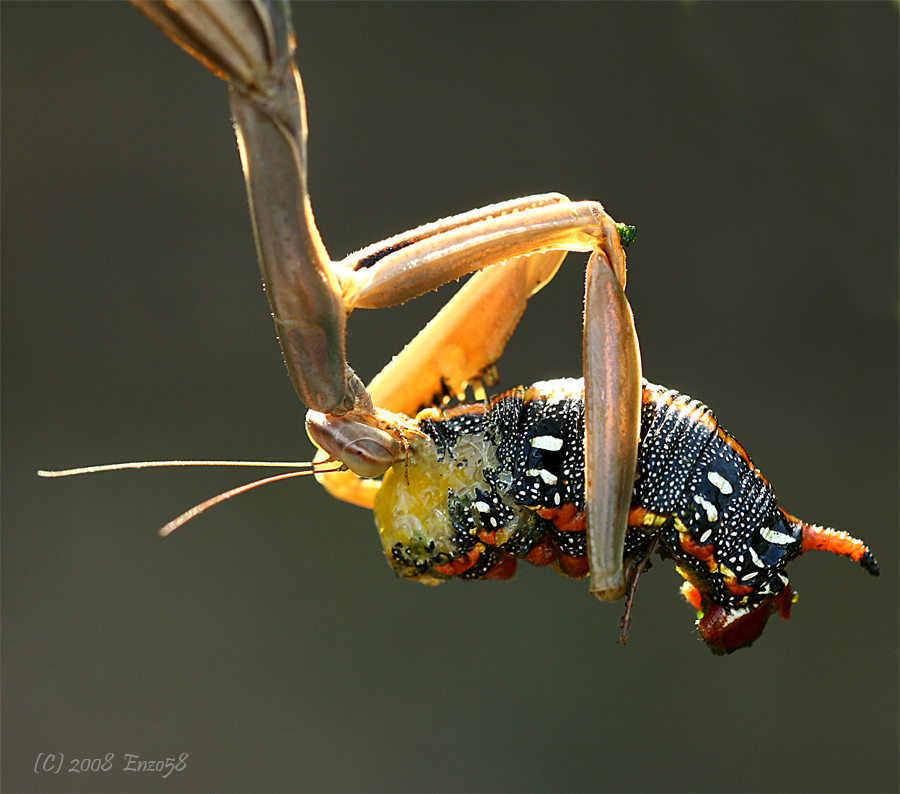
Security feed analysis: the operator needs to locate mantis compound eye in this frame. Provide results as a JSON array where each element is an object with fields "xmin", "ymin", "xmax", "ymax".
[
  {"xmin": 340, "ymin": 438, "xmax": 399, "ymax": 479},
  {"xmin": 305, "ymin": 411, "xmax": 401, "ymax": 479}
]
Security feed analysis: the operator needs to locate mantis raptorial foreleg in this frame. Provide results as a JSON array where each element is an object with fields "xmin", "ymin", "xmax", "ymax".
[{"xmin": 130, "ymin": 0, "xmax": 641, "ymax": 598}]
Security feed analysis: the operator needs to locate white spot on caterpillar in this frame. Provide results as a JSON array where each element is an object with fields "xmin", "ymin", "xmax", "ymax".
[
  {"xmin": 748, "ymin": 546, "xmax": 763, "ymax": 568},
  {"xmin": 699, "ymin": 528, "xmax": 713, "ymax": 544},
  {"xmin": 707, "ymin": 471, "xmax": 733, "ymax": 495},
  {"xmin": 760, "ymin": 526, "xmax": 795, "ymax": 546},
  {"xmin": 741, "ymin": 570, "xmax": 759, "ymax": 581},
  {"xmin": 526, "ymin": 467, "xmax": 558, "ymax": 485},
  {"xmin": 693, "ymin": 494, "xmax": 718, "ymax": 523},
  {"xmin": 531, "ymin": 435, "xmax": 563, "ymax": 451},
  {"xmin": 539, "ymin": 470, "xmax": 558, "ymax": 485},
  {"xmin": 475, "ymin": 501, "xmax": 491, "ymax": 514}
]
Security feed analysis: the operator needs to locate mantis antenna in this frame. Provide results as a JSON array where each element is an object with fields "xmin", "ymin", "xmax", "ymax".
[{"xmin": 38, "ymin": 459, "xmax": 346, "ymax": 536}]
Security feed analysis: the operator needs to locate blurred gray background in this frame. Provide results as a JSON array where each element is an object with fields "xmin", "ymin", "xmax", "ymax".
[{"xmin": 3, "ymin": 3, "xmax": 898, "ymax": 792}]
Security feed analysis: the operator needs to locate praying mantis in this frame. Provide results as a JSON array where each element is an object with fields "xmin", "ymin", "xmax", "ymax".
[{"xmin": 40, "ymin": 0, "xmax": 879, "ymax": 653}]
